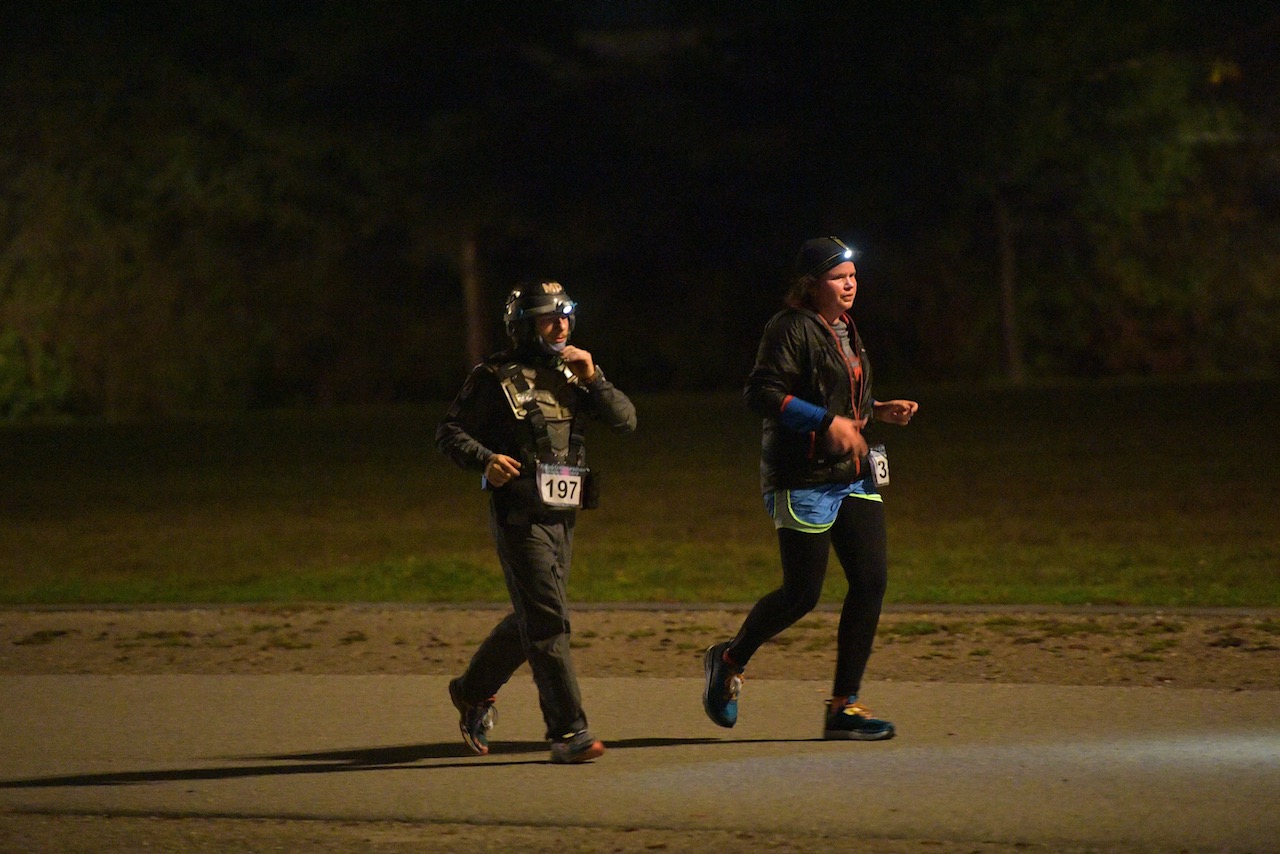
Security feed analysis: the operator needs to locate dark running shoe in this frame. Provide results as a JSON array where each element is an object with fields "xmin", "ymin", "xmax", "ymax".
[
  {"xmin": 448, "ymin": 678, "xmax": 496, "ymax": 755},
  {"xmin": 823, "ymin": 696, "xmax": 895, "ymax": 741},
  {"xmin": 549, "ymin": 730, "xmax": 606, "ymax": 764},
  {"xmin": 702, "ymin": 642, "xmax": 743, "ymax": 728}
]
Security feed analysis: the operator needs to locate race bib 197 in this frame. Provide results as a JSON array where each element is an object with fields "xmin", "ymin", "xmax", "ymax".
[{"xmin": 537, "ymin": 464, "xmax": 587, "ymax": 508}]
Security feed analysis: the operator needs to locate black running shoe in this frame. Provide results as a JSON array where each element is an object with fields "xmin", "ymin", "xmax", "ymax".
[{"xmin": 822, "ymin": 696, "xmax": 895, "ymax": 741}]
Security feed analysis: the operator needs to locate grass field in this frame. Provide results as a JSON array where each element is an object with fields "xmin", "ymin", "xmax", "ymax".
[{"xmin": 2, "ymin": 378, "xmax": 1277, "ymax": 607}]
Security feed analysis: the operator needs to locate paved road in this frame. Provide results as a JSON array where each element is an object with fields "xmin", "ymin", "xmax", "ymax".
[{"xmin": 1, "ymin": 675, "xmax": 1277, "ymax": 851}]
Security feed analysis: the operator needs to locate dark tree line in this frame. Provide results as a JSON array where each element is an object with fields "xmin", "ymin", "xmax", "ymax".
[{"xmin": 2, "ymin": 1, "xmax": 1277, "ymax": 418}]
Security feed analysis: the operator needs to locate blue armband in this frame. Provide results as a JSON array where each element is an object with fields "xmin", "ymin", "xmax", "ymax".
[{"xmin": 779, "ymin": 395, "xmax": 829, "ymax": 433}]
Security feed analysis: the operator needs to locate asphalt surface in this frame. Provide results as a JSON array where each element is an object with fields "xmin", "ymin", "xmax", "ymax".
[{"xmin": 1, "ymin": 675, "xmax": 1277, "ymax": 851}]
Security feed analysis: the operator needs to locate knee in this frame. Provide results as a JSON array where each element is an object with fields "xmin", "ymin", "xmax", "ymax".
[
  {"xmin": 522, "ymin": 608, "xmax": 571, "ymax": 645},
  {"xmin": 784, "ymin": 582, "xmax": 823, "ymax": 616},
  {"xmin": 849, "ymin": 568, "xmax": 887, "ymax": 602}
]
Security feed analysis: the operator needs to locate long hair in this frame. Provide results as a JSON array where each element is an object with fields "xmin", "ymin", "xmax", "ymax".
[{"xmin": 784, "ymin": 272, "xmax": 818, "ymax": 311}]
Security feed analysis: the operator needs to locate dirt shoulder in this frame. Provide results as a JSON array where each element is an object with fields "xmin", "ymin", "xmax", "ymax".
[{"xmin": 3, "ymin": 604, "xmax": 1278, "ymax": 690}]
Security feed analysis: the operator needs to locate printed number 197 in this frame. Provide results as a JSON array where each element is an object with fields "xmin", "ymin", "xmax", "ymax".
[{"xmin": 545, "ymin": 477, "xmax": 578, "ymax": 501}]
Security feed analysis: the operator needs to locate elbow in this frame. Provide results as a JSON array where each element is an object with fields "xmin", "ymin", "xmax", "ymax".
[
  {"xmin": 744, "ymin": 377, "xmax": 782, "ymax": 418},
  {"xmin": 744, "ymin": 391, "xmax": 775, "ymax": 420}
]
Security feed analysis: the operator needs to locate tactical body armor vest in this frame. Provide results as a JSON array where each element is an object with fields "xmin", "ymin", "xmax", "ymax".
[{"xmin": 490, "ymin": 359, "xmax": 586, "ymax": 468}]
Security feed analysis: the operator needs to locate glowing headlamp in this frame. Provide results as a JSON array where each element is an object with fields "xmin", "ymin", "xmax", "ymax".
[
  {"xmin": 515, "ymin": 297, "xmax": 576, "ymax": 320},
  {"xmin": 801, "ymin": 237, "xmax": 859, "ymax": 278}
]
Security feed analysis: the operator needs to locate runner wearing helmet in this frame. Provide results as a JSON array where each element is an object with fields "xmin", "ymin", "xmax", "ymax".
[{"xmin": 436, "ymin": 280, "xmax": 637, "ymax": 763}]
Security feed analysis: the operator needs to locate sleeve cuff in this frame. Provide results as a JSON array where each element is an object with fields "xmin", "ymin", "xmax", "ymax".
[{"xmin": 778, "ymin": 394, "xmax": 831, "ymax": 433}]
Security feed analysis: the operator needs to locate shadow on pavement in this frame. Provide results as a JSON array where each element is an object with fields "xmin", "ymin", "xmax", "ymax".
[{"xmin": 0, "ymin": 735, "xmax": 796, "ymax": 789}]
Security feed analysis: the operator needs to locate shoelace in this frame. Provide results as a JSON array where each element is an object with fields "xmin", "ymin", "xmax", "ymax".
[
  {"xmin": 839, "ymin": 701, "xmax": 875, "ymax": 718},
  {"xmin": 726, "ymin": 672, "xmax": 743, "ymax": 700},
  {"xmin": 555, "ymin": 731, "xmax": 597, "ymax": 750},
  {"xmin": 468, "ymin": 699, "xmax": 496, "ymax": 732}
]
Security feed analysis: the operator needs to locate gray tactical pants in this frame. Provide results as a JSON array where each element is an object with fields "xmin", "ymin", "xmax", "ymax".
[{"xmin": 453, "ymin": 506, "xmax": 587, "ymax": 740}]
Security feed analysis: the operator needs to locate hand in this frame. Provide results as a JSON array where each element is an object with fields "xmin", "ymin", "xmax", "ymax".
[
  {"xmin": 822, "ymin": 415, "xmax": 868, "ymax": 459},
  {"xmin": 559, "ymin": 345, "xmax": 597, "ymax": 382},
  {"xmin": 874, "ymin": 399, "xmax": 918, "ymax": 426},
  {"xmin": 484, "ymin": 454, "xmax": 522, "ymax": 487}
]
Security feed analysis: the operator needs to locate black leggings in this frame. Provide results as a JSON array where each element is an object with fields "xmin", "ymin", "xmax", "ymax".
[{"xmin": 728, "ymin": 496, "xmax": 888, "ymax": 699}]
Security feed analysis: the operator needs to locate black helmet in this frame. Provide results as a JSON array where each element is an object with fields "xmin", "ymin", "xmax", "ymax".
[{"xmin": 503, "ymin": 280, "xmax": 577, "ymax": 347}]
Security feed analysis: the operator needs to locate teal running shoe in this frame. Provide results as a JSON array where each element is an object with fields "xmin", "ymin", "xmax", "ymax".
[{"xmin": 702, "ymin": 642, "xmax": 743, "ymax": 728}]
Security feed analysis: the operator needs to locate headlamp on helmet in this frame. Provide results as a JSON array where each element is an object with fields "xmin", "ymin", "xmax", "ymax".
[{"xmin": 503, "ymin": 280, "xmax": 577, "ymax": 347}]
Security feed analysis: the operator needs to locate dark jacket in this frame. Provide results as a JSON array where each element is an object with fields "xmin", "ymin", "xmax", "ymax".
[
  {"xmin": 436, "ymin": 347, "xmax": 637, "ymax": 521},
  {"xmin": 744, "ymin": 307, "xmax": 875, "ymax": 494}
]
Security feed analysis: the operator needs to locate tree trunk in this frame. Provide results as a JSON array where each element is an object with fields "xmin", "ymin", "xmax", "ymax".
[
  {"xmin": 461, "ymin": 236, "xmax": 487, "ymax": 366},
  {"xmin": 993, "ymin": 193, "xmax": 1026, "ymax": 385}
]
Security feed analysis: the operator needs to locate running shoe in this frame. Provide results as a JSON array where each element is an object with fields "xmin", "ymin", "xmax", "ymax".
[
  {"xmin": 702, "ymin": 642, "xmax": 743, "ymax": 728},
  {"xmin": 822, "ymin": 696, "xmax": 895, "ymax": 741},
  {"xmin": 549, "ymin": 730, "xmax": 606, "ymax": 764},
  {"xmin": 448, "ymin": 678, "xmax": 496, "ymax": 755}
]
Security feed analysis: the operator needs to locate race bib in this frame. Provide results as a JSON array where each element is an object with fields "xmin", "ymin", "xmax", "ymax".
[
  {"xmin": 868, "ymin": 444, "xmax": 889, "ymax": 487},
  {"xmin": 537, "ymin": 464, "xmax": 587, "ymax": 508}
]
